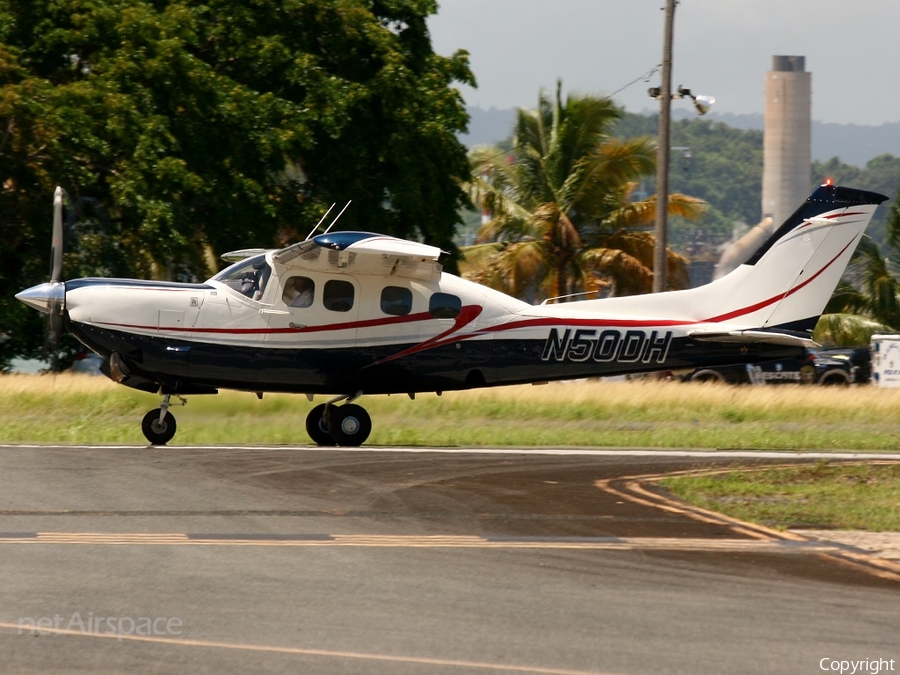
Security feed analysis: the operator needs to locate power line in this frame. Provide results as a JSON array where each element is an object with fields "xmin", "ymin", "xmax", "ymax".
[{"xmin": 610, "ymin": 65, "xmax": 661, "ymax": 98}]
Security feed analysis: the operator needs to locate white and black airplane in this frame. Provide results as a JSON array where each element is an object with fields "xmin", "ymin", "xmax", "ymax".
[{"xmin": 16, "ymin": 182, "xmax": 887, "ymax": 446}]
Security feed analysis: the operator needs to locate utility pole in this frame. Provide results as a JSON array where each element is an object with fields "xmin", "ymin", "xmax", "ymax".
[{"xmin": 653, "ymin": 0, "xmax": 677, "ymax": 294}]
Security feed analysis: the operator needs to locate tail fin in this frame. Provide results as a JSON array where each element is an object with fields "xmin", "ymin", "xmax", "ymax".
[
  {"xmin": 702, "ymin": 183, "xmax": 887, "ymax": 332},
  {"xmin": 577, "ymin": 183, "xmax": 888, "ymax": 337}
]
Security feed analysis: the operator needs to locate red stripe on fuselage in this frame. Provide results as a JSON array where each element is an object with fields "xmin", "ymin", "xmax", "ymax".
[
  {"xmin": 703, "ymin": 237, "xmax": 854, "ymax": 323},
  {"xmin": 366, "ymin": 305, "xmax": 484, "ymax": 366},
  {"xmin": 95, "ymin": 310, "xmax": 441, "ymax": 336}
]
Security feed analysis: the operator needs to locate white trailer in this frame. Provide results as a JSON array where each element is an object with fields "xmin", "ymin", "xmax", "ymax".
[{"xmin": 870, "ymin": 334, "xmax": 900, "ymax": 387}]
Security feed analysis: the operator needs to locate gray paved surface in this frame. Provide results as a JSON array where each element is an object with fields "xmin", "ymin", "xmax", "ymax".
[{"xmin": 0, "ymin": 445, "xmax": 897, "ymax": 675}]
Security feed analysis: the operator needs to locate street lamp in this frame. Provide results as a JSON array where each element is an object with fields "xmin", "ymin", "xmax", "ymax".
[{"xmin": 648, "ymin": 0, "xmax": 714, "ymax": 293}]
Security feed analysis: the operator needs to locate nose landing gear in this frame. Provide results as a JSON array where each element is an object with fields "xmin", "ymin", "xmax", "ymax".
[{"xmin": 141, "ymin": 393, "xmax": 185, "ymax": 445}]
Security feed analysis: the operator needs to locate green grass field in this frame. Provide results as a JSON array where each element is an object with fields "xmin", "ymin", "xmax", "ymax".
[
  {"xmin": 2, "ymin": 373, "xmax": 900, "ymax": 449},
  {"xmin": 660, "ymin": 462, "xmax": 900, "ymax": 531}
]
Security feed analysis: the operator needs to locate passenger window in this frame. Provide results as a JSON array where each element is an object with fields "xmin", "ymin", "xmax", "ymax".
[
  {"xmin": 429, "ymin": 292, "xmax": 461, "ymax": 319},
  {"xmin": 283, "ymin": 276, "xmax": 315, "ymax": 308},
  {"xmin": 324, "ymin": 279, "xmax": 354, "ymax": 312},
  {"xmin": 381, "ymin": 286, "xmax": 412, "ymax": 316}
]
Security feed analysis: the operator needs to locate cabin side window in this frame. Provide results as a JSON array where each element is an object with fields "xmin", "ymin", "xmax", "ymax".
[
  {"xmin": 283, "ymin": 276, "xmax": 315, "ymax": 308},
  {"xmin": 380, "ymin": 286, "xmax": 412, "ymax": 316},
  {"xmin": 429, "ymin": 292, "xmax": 461, "ymax": 319},
  {"xmin": 324, "ymin": 279, "xmax": 355, "ymax": 312}
]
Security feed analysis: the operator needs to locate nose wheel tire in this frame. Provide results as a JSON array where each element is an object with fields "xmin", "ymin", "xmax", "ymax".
[
  {"xmin": 142, "ymin": 408, "xmax": 177, "ymax": 445},
  {"xmin": 305, "ymin": 403, "xmax": 336, "ymax": 446},
  {"xmin": 330, "ymin": 403, "xmax": 372, "ymax": 446}
]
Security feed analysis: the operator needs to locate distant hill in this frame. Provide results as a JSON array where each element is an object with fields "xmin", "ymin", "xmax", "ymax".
[{"xmin": 462, "ymin": 106, "xmax": 900, "ymax": 168}]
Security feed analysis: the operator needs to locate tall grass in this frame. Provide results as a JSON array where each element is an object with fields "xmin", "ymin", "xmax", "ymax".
[{"xmin": 2, "ymin": 374, "xmax": 900, "ymax": 449}]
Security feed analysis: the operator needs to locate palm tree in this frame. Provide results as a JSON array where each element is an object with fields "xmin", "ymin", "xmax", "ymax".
[
  {"xmin": 463, "ymin": 81, "xmax": 706, "ymax": 302},
  {"xmin": 817, "ymin": 199, "xmax": 900, "ymax": 345}
]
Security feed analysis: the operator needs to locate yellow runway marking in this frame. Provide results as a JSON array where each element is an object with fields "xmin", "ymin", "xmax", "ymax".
[
  {"xmin": 0, "ymin": 531, "xmax": 852, "ymax": 554},
  {"xmin": 31, "ymin": 532, "xmax": 191, "ymax": 545},
  {"xmin": 0, "ymin": 621, "xmax": 617, "ymax": 675}
]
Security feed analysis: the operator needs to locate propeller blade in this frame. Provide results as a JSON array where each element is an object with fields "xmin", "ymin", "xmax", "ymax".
[
  {"xmin": 49, "ymin": 297, "xmax": 63, "ymax": 345},
  {"xmin": 49, "ymin": 187, "xmax": 66, "ymax": 371},
  {"xmin": 50, "ymin": 186, "xmax": 64, "ymax": 283}
]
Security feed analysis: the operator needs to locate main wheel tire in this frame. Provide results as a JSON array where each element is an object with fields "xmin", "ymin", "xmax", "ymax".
[
  {"xmin": 305, "ymin": 403, "xmax": 336, "ymax": 446},
  {"xmin": 141, "ymin": 408, "xmax": 177, "ymax": 445},
  {"xmin": 329, "ymin": 404, "xmax": 372, "ymax": 447}
]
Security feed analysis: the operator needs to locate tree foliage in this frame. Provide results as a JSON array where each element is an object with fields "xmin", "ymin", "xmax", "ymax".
[
  {"xmin": 614, "ymin": 114, "xmax": 900, "ymax": 251},
  {"xmin": 818, "ymin": 199, "xmax": 900, "ymax": 345},
  {"xmin": 613, "ymin": 113, "xmax": 764, "ymax": 247},
  {"xmin": 464, "ymin": 84, "xmax": 705, "ymax": 301},
  {"xmin": 0, "ymin": 0, "xmax": 474, "ymax": 368}
]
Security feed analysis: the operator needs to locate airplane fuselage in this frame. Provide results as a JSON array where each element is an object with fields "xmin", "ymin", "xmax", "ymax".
[{"xmin": 63, "ymin": 268, "xmax": 800, "ymax": 398}]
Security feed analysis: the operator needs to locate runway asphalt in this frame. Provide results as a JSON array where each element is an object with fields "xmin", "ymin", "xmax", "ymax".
[{"xmin": 0, "ymin": 444, "xmax": 897, "ymax": 675}]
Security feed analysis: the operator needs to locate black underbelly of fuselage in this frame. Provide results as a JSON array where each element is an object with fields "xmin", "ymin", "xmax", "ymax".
[{"xmin": 69, "ymin": 320, "xmax": 807, "ymax": 396}]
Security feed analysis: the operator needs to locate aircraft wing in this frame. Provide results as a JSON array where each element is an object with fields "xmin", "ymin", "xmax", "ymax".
[
  {"xmin": 220, "ymin": 248, "xmax": 268, "ymax": 262},
  {"xmin": 272, "ymin": 231, "xmax": 443, "ymax": 281},
  {"xmin": 686, "ymin": 327, "xmax": 818, "ymax": 348}
]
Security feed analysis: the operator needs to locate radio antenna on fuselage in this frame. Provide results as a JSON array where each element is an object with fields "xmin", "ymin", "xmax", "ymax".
[
  {"xmin": 321, "ymin": 201, "xmax": 352, "ymax": 235},
  {"xmin": 303, "ymin": 200, "xmax": 352, "ymax": 240},
  {"xmin": 304, "ymin": 203, "xmax": 336, "ymax": 241}
]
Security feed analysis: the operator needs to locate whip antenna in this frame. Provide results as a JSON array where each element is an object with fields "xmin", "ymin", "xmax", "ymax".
[
  {"xmin": 321, "ymin": 201, "xmax": 352, "ymax": 235},
  {"xmin": 304, "ymin": 203, "xmax": 337, "ymax": 241}
]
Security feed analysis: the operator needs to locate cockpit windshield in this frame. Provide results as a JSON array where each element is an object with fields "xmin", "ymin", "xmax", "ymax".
[{"xmin": 212, "ymin": 254, "xmax": 271, "ymax": 300}]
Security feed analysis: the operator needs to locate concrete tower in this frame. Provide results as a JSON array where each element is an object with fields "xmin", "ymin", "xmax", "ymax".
[
  {"xmin": 714, "ymin": 56, "xmax": 813, "ymax": 281},
  {"xmin": 763, "ymin": 55, "xmax": 812, "ymax": 229}
]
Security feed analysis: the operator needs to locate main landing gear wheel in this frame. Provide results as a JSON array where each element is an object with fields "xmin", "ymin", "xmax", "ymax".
[
  {"xmin": 142, "ymin": 408, "xmax": 177, "ymax": 445},
  {"xmin": 329, "ymin": 404, "xmax": 372, "ymax": 447},
  {"xmin": 305, "ymin": 402, "xmax": 372, "ymax": 447},
  {"xmin": 305, "ymin": 403, "xmax": 336, "ymax": 446}
]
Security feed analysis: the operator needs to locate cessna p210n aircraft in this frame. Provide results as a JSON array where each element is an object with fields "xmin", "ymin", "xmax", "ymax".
[{"xmin": 16, "ymin": 182, "xmax": 887, "ymax": 446}]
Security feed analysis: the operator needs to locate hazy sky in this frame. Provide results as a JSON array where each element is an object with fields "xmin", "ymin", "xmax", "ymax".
[{"xmin": 428, "ymin": 0, "xmax": 900, "ymax": 126}]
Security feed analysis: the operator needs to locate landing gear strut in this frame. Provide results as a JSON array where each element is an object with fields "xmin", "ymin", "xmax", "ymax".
[
  {"xmin": 138, "ymin": 391, "xmax": 371, "ymax": 447},
  {"xmin": 141, "ymin": 393, "xmax": 185, "ymax": 445},
  {"xmin": 305, "ymin": 393, "xmax": 372, "ymax": 447}
]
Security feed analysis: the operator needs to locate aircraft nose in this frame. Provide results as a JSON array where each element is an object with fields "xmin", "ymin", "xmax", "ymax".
[{"xmin": 15, "ymin": 281, "xmax": 65, "ymax": 314}]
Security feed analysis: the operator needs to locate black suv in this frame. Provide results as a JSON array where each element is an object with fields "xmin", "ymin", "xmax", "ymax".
[
  {"xmin": 815, "ymin": 346, "xmax": 871, "ymax": 384},
  {"xmin": 683, "ymin": 348, "xmax": 861, "ymax": 385}
]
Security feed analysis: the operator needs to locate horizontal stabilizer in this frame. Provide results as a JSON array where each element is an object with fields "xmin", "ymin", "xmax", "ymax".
[{"xmin": 687, "ymin": 328, "xmax": 817, "ymax": 348}]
